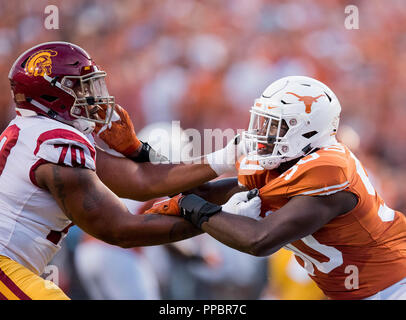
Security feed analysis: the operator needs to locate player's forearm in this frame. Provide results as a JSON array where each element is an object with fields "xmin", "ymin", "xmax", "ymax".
[
  {"xmin": 201, "ymin": 213, "xmax": 269, "ymax": 256},
  {"xmin": 201, "ymin": 194, "xmax": 344, "ymax": 257},
  {"xmin": 77, "ymin": 186, "xmax": 204, "ymax": 247},
  {"xmin": 60, "ymin": 189, "xmax": 203, "ymax": 248},
  {"xmin": 96, "ymin": 149, "xmax": 217, "ymax": 201},
  {"xmin": 131, "ymin": 162, "xmax": 218, "ymax": 201},
  {"xmin": 111, "ymin": 214, "xmax": 203, "ymax": 248},
  {"xmin": 67, "ymin": 202, "xmax": 203, "ymax": 248}
]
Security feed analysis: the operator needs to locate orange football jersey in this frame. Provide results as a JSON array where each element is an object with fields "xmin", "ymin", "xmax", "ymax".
[{"xmin": 237, "ymin": 143, "xmax": 406, "ymax": 299}]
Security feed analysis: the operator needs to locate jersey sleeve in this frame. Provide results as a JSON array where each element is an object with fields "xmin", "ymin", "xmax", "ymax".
[
  {"xmin": 260, "ymin": 162, "xmax": 349, "ymax": 201},
  {"xmin": 33, "ymin": 128, "xmax": 96, "ymax": 170},
  {"xmin": 284, "ymin": 164, "xmax": 349, "ymax": 197}
]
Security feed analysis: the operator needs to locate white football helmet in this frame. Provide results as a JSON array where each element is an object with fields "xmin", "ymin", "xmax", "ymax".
[{"xmin": 242, "ymin": 76, "xmax": 341, "ymax": 170}]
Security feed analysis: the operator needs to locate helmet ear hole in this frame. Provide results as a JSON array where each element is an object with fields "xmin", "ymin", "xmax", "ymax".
[
  {"xmin": 289, "ymin": 118, "xmax": 297, "ymax": 126},
  {"xmin": 281, "ymin": 146, "xmax": 289, "ymax": 153}
]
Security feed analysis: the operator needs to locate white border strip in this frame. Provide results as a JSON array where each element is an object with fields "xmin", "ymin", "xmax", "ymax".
[{"xmin": 299, "ymin": 181, "xmax": 350, "ymax": 196}]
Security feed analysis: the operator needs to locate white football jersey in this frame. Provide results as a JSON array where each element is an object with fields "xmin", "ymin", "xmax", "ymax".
[{"xmin": 0, "ymin": 115, "xmax": 96, "ymax": 275}]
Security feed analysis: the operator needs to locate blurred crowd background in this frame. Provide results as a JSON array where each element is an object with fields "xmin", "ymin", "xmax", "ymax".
[{"xmin": 0, "ymin": 0, "xmax": 405, "ymax": 300}]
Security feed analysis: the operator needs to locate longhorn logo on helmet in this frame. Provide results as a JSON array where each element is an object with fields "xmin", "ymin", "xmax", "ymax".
[{"xmin": 286, "ymin": 92, "xmax": 324, "ymax": 114}]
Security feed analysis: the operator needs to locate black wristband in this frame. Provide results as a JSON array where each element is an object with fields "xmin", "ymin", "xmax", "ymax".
[
  {"xmin": 130, "ymin": 141, "xmax": 152, "ymax": 163},
  {"xmin": 130, "ymin": 141, "xmax": 169, "ymax": 163},
  {"xmin": 179, "ymin": 194, "xmax": 222, "ymax": 228}
]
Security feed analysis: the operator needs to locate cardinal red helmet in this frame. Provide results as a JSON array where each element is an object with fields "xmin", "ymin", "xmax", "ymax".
[{"xmin": 8, "ymin": 41, "xmax": 115, "ymax": 134}]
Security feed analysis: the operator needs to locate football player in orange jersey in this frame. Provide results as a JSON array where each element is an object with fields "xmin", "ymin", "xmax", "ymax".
[{"xmin": 148, "ymin": 76, "xmax": 406, "ymax": 300}]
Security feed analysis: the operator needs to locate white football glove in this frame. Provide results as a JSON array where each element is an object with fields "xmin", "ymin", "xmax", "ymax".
[
  {"xmin": 221, "ymin": 189, "xmax": 262, "ymax": 221},
  {"xmin": 206, "ymin": 134, "xmax": 244, "ymax": 176}
]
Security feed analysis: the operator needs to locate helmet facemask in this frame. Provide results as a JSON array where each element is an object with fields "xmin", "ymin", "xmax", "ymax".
[
  {"xmin": 242, "ymin": 106, "xmax": 299, "ymax": 169},
  {"xmin": 59, "ymin": 71, "xmax": 115, "ymax": 126}
]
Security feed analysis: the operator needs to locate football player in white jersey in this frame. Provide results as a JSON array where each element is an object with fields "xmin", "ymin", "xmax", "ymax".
[{"xmin": 0, "ymin": 41, "xmax": 242, "ymax": 300}]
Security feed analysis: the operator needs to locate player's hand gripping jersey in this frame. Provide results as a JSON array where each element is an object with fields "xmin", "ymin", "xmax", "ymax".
[
  {"xmin": 0, "ymin": 115, "xmax": 95, "ymax": 275},
  {"xmin": 237, "ymin": 143, "xmax": 406, "ymax": 299}
]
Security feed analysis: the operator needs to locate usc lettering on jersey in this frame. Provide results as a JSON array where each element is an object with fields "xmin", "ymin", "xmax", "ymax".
[
  {"xmin": 0, "ymin": 115, "xmax": 95, "ymax": 275},
  {"xmin": 237, "ymin": 144, "xmax": 406, "ymax": 299}
]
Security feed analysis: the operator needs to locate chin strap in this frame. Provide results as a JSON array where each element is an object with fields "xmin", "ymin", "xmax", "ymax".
[
  {"xmin": 23, "ymin": 98, "xmax": 95, "ymax": 134},
  {"xmin": 257, "ymin": 134, "xmax": 339, "ymax": 170},
  {"xmin": 72, "ymin": 119, "xmax": 95, "ymax": 135}
]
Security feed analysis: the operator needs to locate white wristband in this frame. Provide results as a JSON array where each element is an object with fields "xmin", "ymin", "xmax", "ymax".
[
  {"xmin": 206, "ymin": 148, "xmax": 235, "ymax": 176},
  {"xmin": 206, "ymin": 134, "xmax": 242, "ymax": 176}
]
